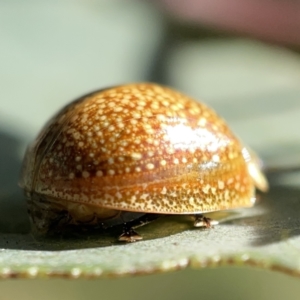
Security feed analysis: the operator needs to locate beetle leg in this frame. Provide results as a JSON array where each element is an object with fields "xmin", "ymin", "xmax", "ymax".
[
  {"xmin": 119, "ymin": 227, "xmax": 143, "ymax": 242},
  {"xmin": 118, "ymin": 214, "xmax": 160, "ymax": 242},
  {"xmin": 193, "ymin": 214, "xmax": 219, "ymax": 228}
]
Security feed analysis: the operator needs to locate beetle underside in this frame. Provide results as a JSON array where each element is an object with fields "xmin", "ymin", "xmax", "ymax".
[{"xmin": 26, "ymin": 193, "xmax": 217, "ymax": 242}]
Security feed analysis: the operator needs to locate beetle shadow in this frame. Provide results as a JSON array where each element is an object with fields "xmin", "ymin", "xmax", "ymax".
[
  {"xmin": 221, "ymin": 184, "xmax": 300, "ymax": 247},
  {"xmin": 0, "ymin": 130, "xmax": 31, "ymax": 235},
  {"xmin": 1, "ymin": 216, "xmax": 194, "ymax": 251}
]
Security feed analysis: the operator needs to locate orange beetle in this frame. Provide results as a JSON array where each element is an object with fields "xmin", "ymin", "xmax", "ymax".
[{"xmin": 19, "ymin": 83, "xmax": 268, "ymax": 242}]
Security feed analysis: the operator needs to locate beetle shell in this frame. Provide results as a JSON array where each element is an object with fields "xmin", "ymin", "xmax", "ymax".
[{"xmin": 20, "ymin": 83, "xmax": 268, "ymax": 232}]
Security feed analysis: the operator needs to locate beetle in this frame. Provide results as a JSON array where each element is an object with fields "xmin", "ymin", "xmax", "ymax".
[{"xmin": 19, "ymin": 83, "xmax": 268, "ymax": 242}]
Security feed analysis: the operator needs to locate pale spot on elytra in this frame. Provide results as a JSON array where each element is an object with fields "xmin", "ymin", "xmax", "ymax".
[
  {"xmin": 202, "ymin": 184, "xmax": 210, "ymax": 194},
  {"xmin": 146, "ymin": 163, "xmax": 155, "ymax": 170},
  {"xmin": 161, "ymin": 187, "xmax": 167, "ymax": 195},
  {"xmin": 160, "ymin": 160, "xmax": 166, "ymax": 166},
  {"xmin": 108, "ymin": 170, "xmax": 115, "ymax": 176},
  {"xmin": 108, "ymin": 158, "xmax": 114, "ymax": 164},
  {"xmin": 96, "ymin": 170, "xmax": 103, "ymax": 177},
  {"xmin": 82, "ymin": 171, "xmax": 90, "ymax": 178},
  {"xmin": 131, "ymin": 153, "xmax": 142, "ymax": 160},
  {"xmin": 218, "ymin": 180, "xmax": 225, "ymax": 189}
]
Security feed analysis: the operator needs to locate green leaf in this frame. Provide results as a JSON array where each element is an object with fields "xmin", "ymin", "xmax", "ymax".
[
  {"xmin": 1, "ymin": 179, "xmax": 300, "ymax": 279},
  {"xmin": 1, "ymin": 37, "xmax": 300, "ymax": 280}
]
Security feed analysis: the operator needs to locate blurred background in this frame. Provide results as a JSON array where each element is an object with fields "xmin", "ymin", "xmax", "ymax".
[{"xmin": 1, "ymin": 0, "xmax": 300, "ymax": 299}]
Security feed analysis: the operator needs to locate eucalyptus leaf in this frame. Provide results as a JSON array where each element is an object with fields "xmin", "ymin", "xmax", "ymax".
[
  {"xmin": 1, "ymin": 179, "xmax": 300, "ymax": 279},
  {"xmin": 1, "ymin": 0, "xmax": 300, "ymax": 283}
]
